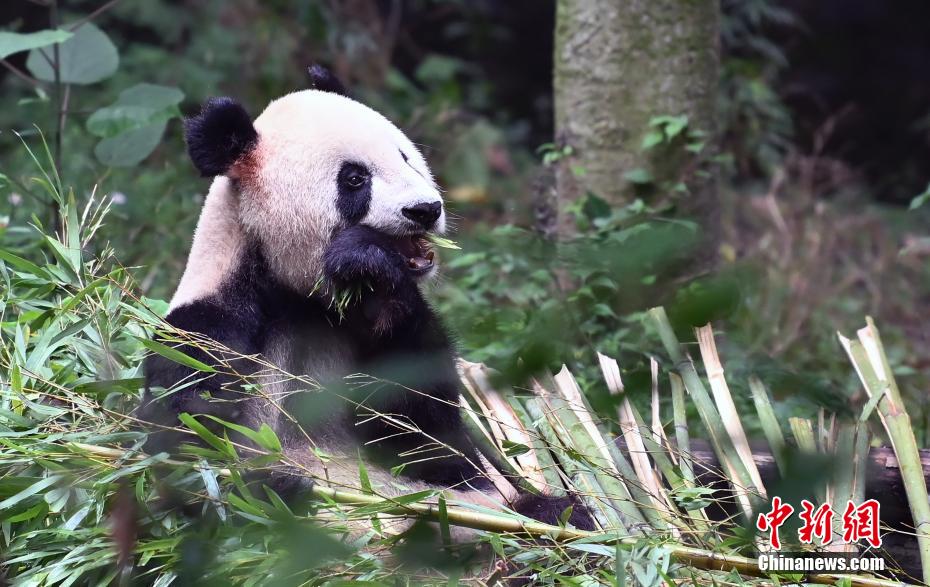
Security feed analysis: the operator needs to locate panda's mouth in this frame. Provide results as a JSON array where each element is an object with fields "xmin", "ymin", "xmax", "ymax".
[{"xmin": 393, "ymin": 235, "xmax": 435, "ymax": 275}]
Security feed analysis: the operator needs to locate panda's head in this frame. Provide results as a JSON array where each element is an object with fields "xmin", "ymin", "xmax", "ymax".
[{"xmin": 184, "ymin": 66, "xmax": 444, "ymax": 292}]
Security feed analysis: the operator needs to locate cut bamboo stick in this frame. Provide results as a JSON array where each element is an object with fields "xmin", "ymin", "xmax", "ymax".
[
  {"xmin": 840, "ymin": 319, "xmax": 930, "ymax": 585},
  {"xmin": 670, "ymin": 373, "xmax": 694, "ymax": 484},
  {"xmin": 648, "ymin": 308, "xmax": 763, "ymax": 517},
  {"xmin": 748, "ymin": 376, "xmax": 787, "ymax": 476},
  {"xmin": 695, "ymin": 325, "xmax": 766, "ymax": 496}
]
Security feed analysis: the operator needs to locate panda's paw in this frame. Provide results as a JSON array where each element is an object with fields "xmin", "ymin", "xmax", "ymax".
[
  {"xmin": 511, "ymin": 492, "xmax": 596, "ymax": 531},
  {"xmin": 324, "ymin": 225, "xmax": 410, "ymax": 289}
]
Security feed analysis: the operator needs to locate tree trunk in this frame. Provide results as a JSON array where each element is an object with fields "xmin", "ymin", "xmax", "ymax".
[{"xmin": 553, "ymin": 0, "xmax": 720, "ymax": 238}]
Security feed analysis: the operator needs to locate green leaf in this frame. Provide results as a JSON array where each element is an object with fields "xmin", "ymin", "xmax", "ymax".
[
  {"xmin": 87, "ymin": 83, "xmax": 184, "ymax": 138},
  {"xmin": 348, "ymin": 490, "xmax": 436, "ymax": 517},
  {"xmin": 94, "ymin": 122, "xmax": 167, "ymax": 167},
  {"xmin": 200, "ymin": 415, "xmax": 282, "ymax": 454},
  {"xmin": 623, "ymin": 168, "xmax": 654, "ymax": 185},
  {"xmin": 0, "ymin": 475, "xmax": 61, "ymax": 509},
  {"xmin": 198, "ymin": 461, "xmax": 227, "ymax": 521},
  {"xmin": 0, "ymin": 249, "xmax": 47, "ymax": 278},
  {"xmin": 255, "ymin": 424, "xmax": 282, "ymax": 453},
  {"xmin": 662, "ymin": 116, "xmax": 688, "ymax": 139},
  {"xmin": 414, "ymin": 55, "xmax": 463, "ymax": 85},
  {"xmin": 427, "ymin": 235, "xmax": 461, "ymax": 250},
  {"xmin": 137, "ymin": 338, "xmax": 217, "ymax": 373},
  {"xmin": 0, "ymin": 29, "xmax": 72, "ymax": 60},
  {"xmin": 178, "ymin": 413, "xmax": 235, "ymax": 458},
  {"xmin": 909, "ymin": 182, "xmax": 930, "ymax": 210},
  {"xmin": 640, "ymin": 130, "xmax": 664, "ymax": 150},
  {"xmin": 5, "ymin": 502, "xmax": 47, "ymax": 524},
  {"xmin": 141, "ymin": 296, "xmax": 170, "ymax": 318},
  {"xmin": 26, "ymin": 22, "xmax": 118, "ymax": 85},
  {"xmin": 73, "ymin": 378, "xmax": 144, "ymax": 397},
  {"xmin": 502, "ymin": 439, "xmax": 531, "ymax": 458},
  {"xmin": 438, "ymin": 494, "xmax": 451, "ymax": 548}
]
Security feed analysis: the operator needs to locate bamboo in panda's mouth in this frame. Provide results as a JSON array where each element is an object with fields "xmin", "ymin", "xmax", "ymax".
[{"xmin": 394, "ymin": 235, "xmax": 434, "ymax": 271}]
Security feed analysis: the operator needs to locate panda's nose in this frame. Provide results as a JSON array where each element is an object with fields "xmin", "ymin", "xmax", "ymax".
[{"xmin": 402, "ymin": 201, "xmax": 442, "ymax": 229}]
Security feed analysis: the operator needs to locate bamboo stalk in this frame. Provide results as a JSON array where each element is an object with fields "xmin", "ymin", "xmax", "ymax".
[
  {"xmin": 650, "ymin": 357, "xmax": 665, "ymax": 452},
  {"xmin": 531, "ymin": 375, "xmax": 642, "ymax": 529},
  {"xmin": 840, "ymin": 319, "xmax": 930, "ymax": 585},
  {"xmin": 670, "ymin": 373, "xmax": 695, "ymax": 484},
  {"xmin": 830, "ymin": 420, "xmax": 858, "ymax": 553},
  {"xmin": 648, "ymin": 308, "xmax": 763, "ymax": 516},
  {"xmin": 522, "ymin": 396, "xmax": 622, "ymax": 530},
  {"xmin": 65, "ymin": 442, "xmax": 908, "ymax": 587},
  {"xmin": 464, "ymin": 362, "xmax": 548, "ymax": 490},
  {"xmin": 748, "ymin": 376, "xmax": 788, "ymax": 477},
  {"xmin": 695, "ymin": 325, "xmax": 766, "ymax": 495},
  {"xmin": 789, "ymin": 417, "xmax": 817, "ymax": 454},
  {"xmin": 459, "ymin": 395, "xmax": 524, "ymax": 497},
  {"xmin": 505, "ymin": 394, "xmax": 564, "ymax": 492}
]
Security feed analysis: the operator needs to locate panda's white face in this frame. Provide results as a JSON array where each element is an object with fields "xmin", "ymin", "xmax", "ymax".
[{"xmin": 234, "ymin": 90, "xmax": 444, "ymax": 291}]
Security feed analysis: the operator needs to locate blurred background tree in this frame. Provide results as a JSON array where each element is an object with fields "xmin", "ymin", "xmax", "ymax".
[{"xmin": 553, "ymin": 0, "xmax": 719, "ymax": 241}]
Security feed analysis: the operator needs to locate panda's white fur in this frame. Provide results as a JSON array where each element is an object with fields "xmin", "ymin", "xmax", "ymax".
[{"xmin": 142, "ymin": 71, "xmax": 592, "ymax": 553}]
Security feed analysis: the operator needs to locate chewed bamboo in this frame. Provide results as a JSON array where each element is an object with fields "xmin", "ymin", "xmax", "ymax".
[
  {"xmin": 505, "ymin": 394, "xmax": 565, "ymax": 492},
  {"xmin": 533, "ymin": 375, "xmax": 643, "ymax": 529}
]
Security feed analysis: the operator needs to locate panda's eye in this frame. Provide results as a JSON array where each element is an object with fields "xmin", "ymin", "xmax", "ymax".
[{"xmin": 339, "ymin": 164, "xmax": 370, "ymax": 190}]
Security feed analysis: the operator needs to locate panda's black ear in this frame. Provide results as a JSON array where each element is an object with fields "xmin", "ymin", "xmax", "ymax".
[
  {"xmin": 308, "ymin": 64, "xmax": 348, "ymax": 96},
  {"xmin": 184, "ymin": 97, "xmax": 258, "ymax": 177}
]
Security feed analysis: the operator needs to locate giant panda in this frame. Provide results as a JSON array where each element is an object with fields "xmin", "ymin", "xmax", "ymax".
[{"xmin": 139, "ymin": 66, "xmax": 593, "ymax": 545}]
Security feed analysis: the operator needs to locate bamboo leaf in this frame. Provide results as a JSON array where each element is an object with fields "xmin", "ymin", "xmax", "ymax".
[
  {"xmin": 178, "ymin": 413, "xmax": 235, "ymax": 458},
  {"xmin": 137, "ymin": 338, "xmax": 217, "ymax": 373}
]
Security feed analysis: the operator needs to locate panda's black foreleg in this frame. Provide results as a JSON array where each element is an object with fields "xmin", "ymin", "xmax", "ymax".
[
  {"xmin": 323, "ymin": 224, "xmax": 427, "ymax": 335},
  {"xmin": 140, "ymin": 299, "xmax": 265, "ymax": 454}
]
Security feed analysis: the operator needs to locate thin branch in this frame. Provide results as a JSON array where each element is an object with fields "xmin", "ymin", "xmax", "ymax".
[
  {"xmin": 68, "ymin": 0, "xmax": 126, "ymax": 32},
  {"xmin": 0, "ymin": 59, "xmax": 42, "ymax": 88}
]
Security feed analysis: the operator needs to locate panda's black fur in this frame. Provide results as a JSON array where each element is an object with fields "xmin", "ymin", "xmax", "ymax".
[
  {"xmin": 140, "ymin": 66, "xmax": 594, "ymax": 532},
  {"xmin": 184, "ymin": 97, "xmax": 257, "ymax": 178}
]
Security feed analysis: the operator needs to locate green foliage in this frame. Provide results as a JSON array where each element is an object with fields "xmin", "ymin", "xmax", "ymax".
[
  {"xmin": 437, "ymin": 197, "xmax": 702, "ymax": 399},
  {"xmin": 719, "ymin": 0, "xmax": 797, "ymax": 174},
  {"xmin": 26, "ymin": 22, "xmax": 118, "ymax": 85},
  {"xmin": 910, "ymin": 183, "xmax": 930, "ymax": 210},
  {"xmin": 0, "ymin": 28, "xmax": 72, "ymax": 60},
  {"xmin": 87, "ymin": 83, "xmax": 185, "ymax": 166}
]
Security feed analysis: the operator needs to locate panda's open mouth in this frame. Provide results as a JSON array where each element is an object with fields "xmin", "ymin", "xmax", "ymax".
[{"xmin": 393, "ymin": 235, "xmax": 435, "ymax": 275}]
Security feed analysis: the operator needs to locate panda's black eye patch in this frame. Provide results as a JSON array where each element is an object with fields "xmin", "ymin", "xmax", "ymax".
[
  {"xmin": 337, "ymin": 162, "xmax": 372, "ymax": 224},
  {"xmin": 339, "ymin": 163, "xmax": 370, "ymax": 190}
]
